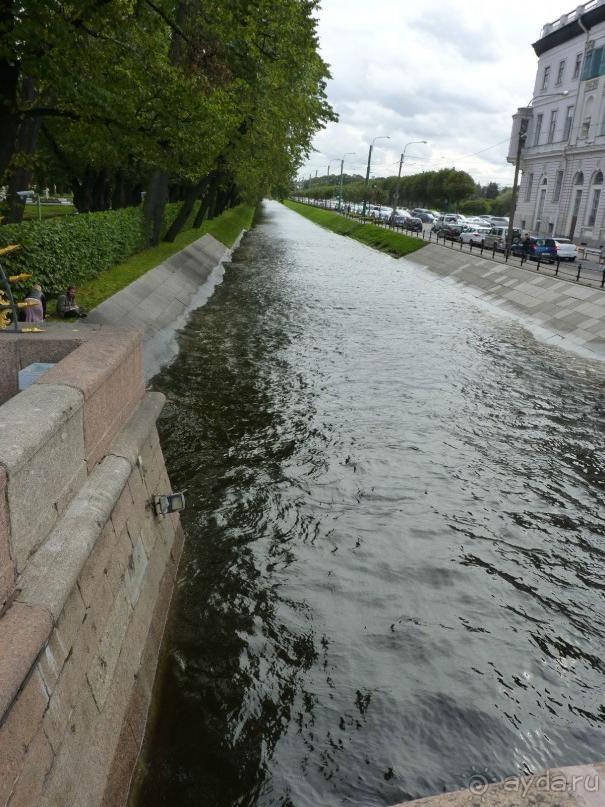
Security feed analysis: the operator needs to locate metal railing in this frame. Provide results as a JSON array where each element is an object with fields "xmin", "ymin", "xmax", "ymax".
[{"xmin": 290, "ymin": 197, "xmax": 605, "ymax": 291}]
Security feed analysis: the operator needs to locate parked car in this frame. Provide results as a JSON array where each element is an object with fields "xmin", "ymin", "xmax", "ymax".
[
  {"xmin": 460, "ymin": 226, "xmax": 491, "ymax": 245},
  {"xmin": 400, "ymin": 216, "xmax": 423, "ymax": 232},
  {"xmin": 511, "ymin": 236, "xmax": 577, "ymax": 262},
  {"xmin": 483, "ymin": 226, "xmax": 521, "ymax": 251},
  {"xmin": 442, "ymin": 223, "xmax": 465, "ymax": 241},
  {"xmin": 411, "ymin": 208, "xmax": 435, "ymax": 223},
  {"xmin": 432, "ymin": 213, "xmax": 464, "ymax": 233},
  {"xmin": 510, "ymin": 236, "xmax": 555, "ymax": 262},
  {"xmin": 549, "ymin": 237, "xmax": 577, "ymax": 261}
]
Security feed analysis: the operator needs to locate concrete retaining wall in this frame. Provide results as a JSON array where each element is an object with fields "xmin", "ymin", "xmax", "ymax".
[
  {"xmin": 87, "ymin": 232, "xmax": 231, "ymax": 378},
  {"xmin": 0, "ymin": 329, "xmax": 183, "ymax": 807},
  {"xmin": 410, "ymin": 244, "xmax": 605, "ymax": 360}
]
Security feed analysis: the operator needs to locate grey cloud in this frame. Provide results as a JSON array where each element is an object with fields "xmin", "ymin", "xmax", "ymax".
[{"xmin": 410, "ymin": 14, "xmax": 500, "ymax": 63}]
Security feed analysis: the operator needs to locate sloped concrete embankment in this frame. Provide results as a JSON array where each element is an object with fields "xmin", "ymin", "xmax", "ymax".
[
  {"xmin": 391, "ymin": 760, "xmax": 604, "ymax": 806},
  {"xmin": 86, "ymin": 232, "xmax": 233, "ymax": 378},
  {"xmin": 411, "ymin": 244, "xmax": 605, "ymax": 360},
  {"xmin": 0, "ymin": 328, "xmax": 183, "ymax": 806}
]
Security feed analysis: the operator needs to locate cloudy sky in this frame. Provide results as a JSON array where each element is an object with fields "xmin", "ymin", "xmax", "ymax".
[{"xmin": 302, "ymin": 0, "xmax": 563, "ymax": 187}]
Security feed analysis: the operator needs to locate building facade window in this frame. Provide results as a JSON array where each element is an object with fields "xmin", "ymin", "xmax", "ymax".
[
  {"xmin": 600, "ymin": 99, "xmax": 605, "ymax": 135},
  {"xmin": 525, "ymin": 172, "xmax": 534, "ymax": 202},
  {"xmin": 541, "ymin": 65, "xmax": 551, "ymax": 90},
  {"xmin": 553, "ymin": 170, "xmax": 564, "ymax": 201},
  {"xmin": 535, "ymin": 179, "xmax": 547, "ymax": 231},
  {"xmin": 587, "ymin": 171, "xmax": 603, "ymax": 226},
  {"xmin": 556, "ymin": 60, "xmax": 566, "ymax": 85},
  {"xmin": 534, "ymin": 114, "xmax": 543, "ymax": 145},
  {"xmin": 581, "ymin": 117, "xmax": 591, "ymax": 138},
  {"xmin": 588, "ymin": 189, "xmax": 601, "ymax": 226},
  {"xmin": 564, "ymin": 106, "xmax": 574, "ymax": 140},
  {"xmin": 581, "ymin": 46, "xmax": 605, "ymax": 81},
  {"xmin": 573, "ymin": 53, "xmax": 582, "ymax": 79},
  {"xmin": 548, "ymin": 110, "xmax": 558, "ymax": 143}
]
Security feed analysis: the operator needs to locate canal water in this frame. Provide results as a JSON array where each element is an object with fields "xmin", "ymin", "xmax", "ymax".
[{"xmin": 138, "ymin": 201, "xmax": 605, "ymax": 806}]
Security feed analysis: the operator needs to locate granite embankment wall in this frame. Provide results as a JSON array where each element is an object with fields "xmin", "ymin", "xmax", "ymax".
[
  {"xmin": 87, "ymin": 232, "xmax": 232, "ymax": 378},
  {"xmin": 0, "ymin": 328, "xmax": 183, "ymax": 806},
  {"xmin": 410, "ymin": 244, "xmax": 605, "ymax": 361}
]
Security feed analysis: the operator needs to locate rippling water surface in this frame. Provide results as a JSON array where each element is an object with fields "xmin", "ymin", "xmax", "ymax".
[{"xmin": 138, "ymin": 201, "xmax": 605, "ymax": 806}]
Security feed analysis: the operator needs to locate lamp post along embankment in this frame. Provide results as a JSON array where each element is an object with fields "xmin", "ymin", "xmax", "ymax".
[
  {"xmin": 362, "ymin": 136, "xmax": 390, "ymax": 217},
  {"xmin": 392, "ymin": 140, "xmax": 428, "ymax": 213}
]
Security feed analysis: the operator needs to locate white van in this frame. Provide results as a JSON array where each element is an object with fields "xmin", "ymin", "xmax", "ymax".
[{"xmin": 483, "ymin": 226, "xmax": 521, "ymax": 251}]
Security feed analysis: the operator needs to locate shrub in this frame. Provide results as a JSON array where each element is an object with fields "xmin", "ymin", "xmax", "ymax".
[{"xmin": 0, "ymin": 202, "xmax": 186, "ymax": 295}]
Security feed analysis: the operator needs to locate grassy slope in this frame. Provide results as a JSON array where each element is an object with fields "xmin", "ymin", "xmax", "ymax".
[
  {"xmin": 283, "ymin": 200, "xmax": 426, "ymax": 259},
  {"xmin": 22, "ymin": 204, "xmax": 75, "ymax": 221},
  {"xmin": 53, "ymin": 203, "xmax": 254, "ymax": 313}
]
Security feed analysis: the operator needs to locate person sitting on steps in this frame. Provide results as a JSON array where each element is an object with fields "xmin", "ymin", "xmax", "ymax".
[{"xmin": 56, "ymin": 286, "xmax": 87, "ymax": 318}]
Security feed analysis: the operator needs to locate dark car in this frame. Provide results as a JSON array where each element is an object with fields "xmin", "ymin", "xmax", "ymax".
[
  {"xmin": 510, "ymin": 236, "xmax": 555, "ymax": 263},
  {"xmin": 400, "ymin": 216, "xmax": 422, "ymax": 232},
  {"xmin": 411, "ymin": 208, "xmax": 435, "ymax": 223},
  {"xmin": 442, "ymin": 223, "xmax": 464, "ymax": 241}
]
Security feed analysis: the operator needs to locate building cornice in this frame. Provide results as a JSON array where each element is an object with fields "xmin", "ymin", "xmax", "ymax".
[{"xmin": 533, "ymin": 4, "xmax": 605, "ymax": 57}]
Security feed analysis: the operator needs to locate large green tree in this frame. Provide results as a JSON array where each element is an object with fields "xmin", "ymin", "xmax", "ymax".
[{"xmin": 0, "ymin": 0, "xmax": 335, "ymax": 231}]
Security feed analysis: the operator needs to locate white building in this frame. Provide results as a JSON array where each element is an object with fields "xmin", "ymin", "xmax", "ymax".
[{"xmin": 509, "ymin": 1, "xmax": 605, "ymax": 247}]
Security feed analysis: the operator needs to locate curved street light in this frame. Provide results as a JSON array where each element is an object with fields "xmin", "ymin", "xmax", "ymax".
[
  {"xmin": 362, "ymin": 136, "xmax": 390, "ymax": 216},
  {"xmin": 392, "ymin": 140, "xmax": 428, "ymax": 213},
  {"xmin": 506, "ymin": 90, "xmax": 569, "ymax": 252}
]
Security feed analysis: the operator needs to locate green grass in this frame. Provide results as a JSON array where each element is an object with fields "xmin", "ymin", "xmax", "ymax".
[
  {"xmin": 283, "ymin": 200, "xmax": 426, "ymax": 259},
  {"xmin": 48, "ymin": 203, "xmax": 254, "ymax": 314},
  {"xmin": 22, "ymin": 204, "xmax": 75, "ymax": 221}
]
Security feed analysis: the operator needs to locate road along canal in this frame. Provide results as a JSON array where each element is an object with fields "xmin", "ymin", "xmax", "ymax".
[{"xmin": 135, "ymin": 200, "xmax": 605, "ymax": 806}]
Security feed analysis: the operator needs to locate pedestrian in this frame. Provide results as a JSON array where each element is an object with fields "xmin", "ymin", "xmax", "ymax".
[
  {"xmin": 24, "ymin": 284, "xmax": 45, "ymax": 323},
  {"xmin": 521, "ymin": 232, "xmax": 531, "ymax": 257},
  {"xmin": 56, "ymin": 285, "xmax": 87, "ymax": 318}
]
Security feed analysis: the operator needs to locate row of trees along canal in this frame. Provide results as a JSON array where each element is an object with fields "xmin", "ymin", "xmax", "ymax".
[
  {"xmin": 298, "ymin": 171, "xmax": 513, "ymax": 217},
  {"xmin": 0, "ymin": 0, "xmax": 336, "ymax": 242}
]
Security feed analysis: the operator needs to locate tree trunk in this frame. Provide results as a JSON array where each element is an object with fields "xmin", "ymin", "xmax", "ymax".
[
  {"xmin": 163, "ymin": 176, "xmax": 210, "ymax": 242},
  {"xmin": 143, "ymin": 0, "xmax": 189, "ymax": 244},
  {"xmin": 91, "ymin": 167, "xmax": 110, "ymax": 211},
  {"xmin": 3, "ymin": 79, "xmax": 42, "ymax": 223},
  {"xmin": 144, "ymin": 171, "xmax": 169, "ymax": 245},
  {"xmin": 0, "ymin": 2, "xmax": 20, "ymax": 183},
  {"xmin": 193, "ymin": 189, "xmax": 211, "ymax": 228}
]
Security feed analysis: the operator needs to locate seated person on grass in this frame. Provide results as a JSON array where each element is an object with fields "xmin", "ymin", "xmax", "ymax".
[{"xmin": 56, "ymin": 286, "xmax": 87, "ymax": 318}]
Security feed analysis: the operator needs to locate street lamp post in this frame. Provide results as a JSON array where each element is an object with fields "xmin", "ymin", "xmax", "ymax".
[
  {"xmin": 338, "ymin": 152, "xmax": 356, "ymax": 211},
  {"xmin": 506, "ymin": 90, "xmax": 569, "ymax": 253},
  {"xmin": 392, "ymin": 140, "xmax": 428, "ymax": 213},
  {"xmin": 362, "ymin": 136, "xmax": 390, "ymax": 217}
]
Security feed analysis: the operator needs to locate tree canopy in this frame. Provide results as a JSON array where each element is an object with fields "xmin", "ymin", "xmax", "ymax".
[
  {"xmin": 297, "ymin": 168, "xmax": 506, "ymax": 213},
  {"xmin": 0, "ymin": 0, "xmax": 336, "ymax": 236}
]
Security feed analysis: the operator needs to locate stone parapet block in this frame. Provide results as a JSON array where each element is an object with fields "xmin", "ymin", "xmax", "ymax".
[
  {"xmin": 0, "ymin": 468, "xmax": 13, "ymax": 611},
  {"xmin": 0, "ymin": 384, "xmax": 86, "ymax": 573},
  {"xmin": 37, "ymin": 328, "xmax": 145, "ymax": 470},
  {"xmin": 0, "ymin": 603, "xmax": 52, "ymax": 724},
  {"xmin": 0, "ymin": 339, "xmax": 19, "ymax": 406},
  {"xmin": 107, "ymin": 391, "xmax": 166, "ymax": 469},
  {"xmin": 16, "ymin": 453, "xmax": 131, "ymax": 621}
]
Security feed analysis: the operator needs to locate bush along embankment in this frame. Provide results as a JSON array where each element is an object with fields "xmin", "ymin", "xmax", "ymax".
[
  {"xmin": 283, "ymin": 201, "xmax": 426, "ymax": 259},
  {"xmin": 0, "ymin": 200, "xmax": 254, "ymax": 312},
  {"xmin": 0, "ymin": 201, "xmax": 187, "ymax": 295}
]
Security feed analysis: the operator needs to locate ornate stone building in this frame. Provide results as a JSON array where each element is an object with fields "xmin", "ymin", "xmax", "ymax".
[{"xmin": 509, "ymin": 1, "xmax": 605, "ymax": 247}]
